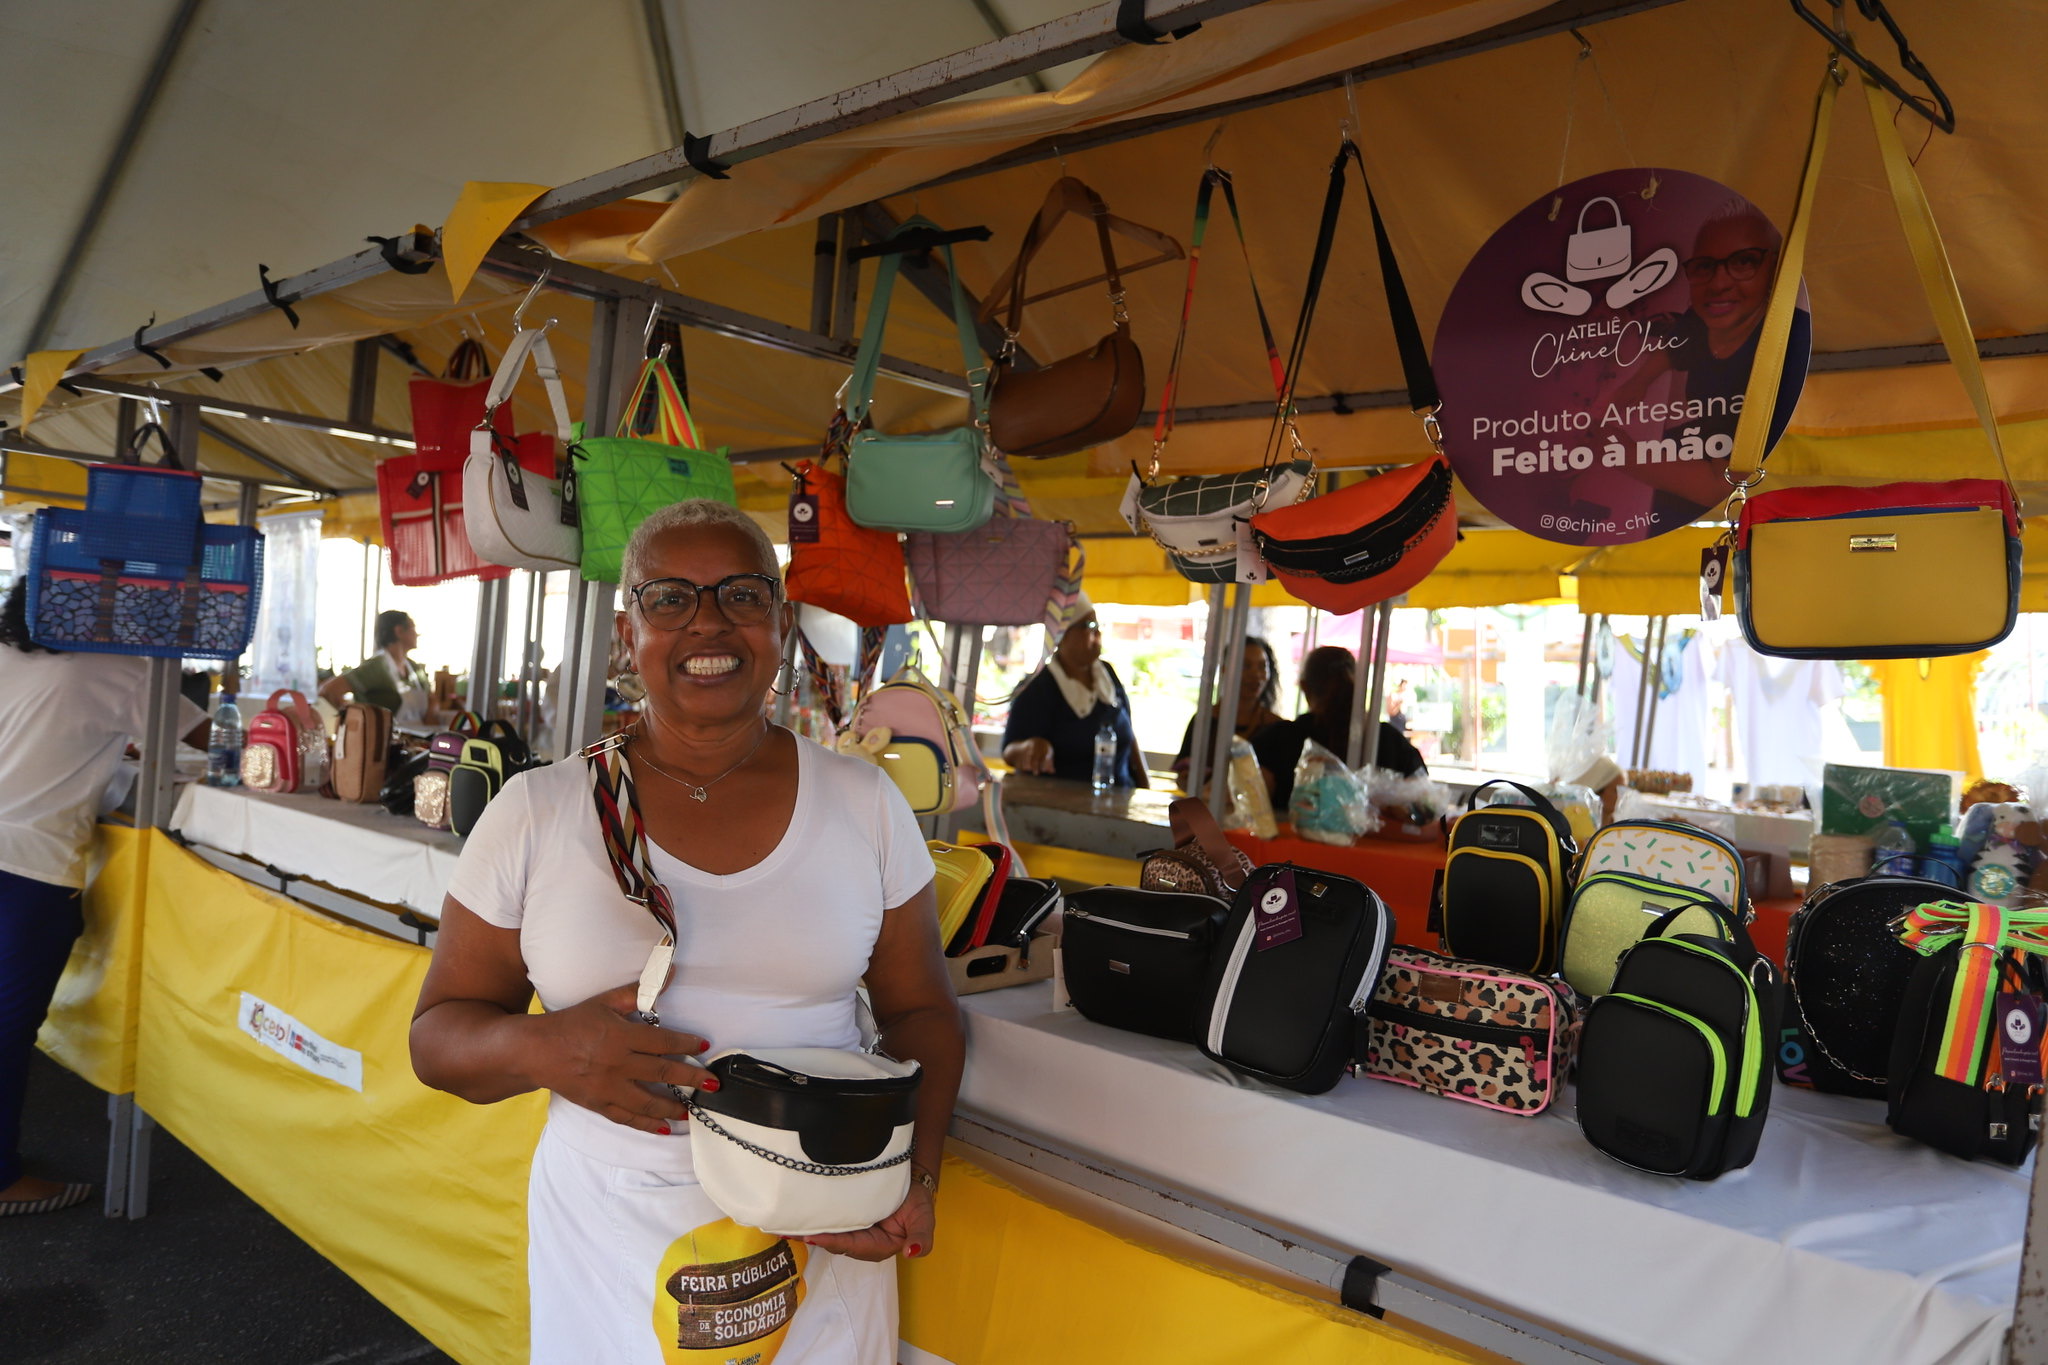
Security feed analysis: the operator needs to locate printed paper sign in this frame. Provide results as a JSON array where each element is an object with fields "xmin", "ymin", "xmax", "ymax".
[
  {"xmin": 1433, "ymin": 169, "xmax": 1812, "ymax": 546},
  {"xmin": 238, "ymin": 992, "xmax": 363, "ymax": 1092}
]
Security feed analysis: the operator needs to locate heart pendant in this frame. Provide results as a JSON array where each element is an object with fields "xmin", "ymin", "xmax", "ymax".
[{"xmin": 689, "ymin": 787, "xmax": 709, "ymax": 802}]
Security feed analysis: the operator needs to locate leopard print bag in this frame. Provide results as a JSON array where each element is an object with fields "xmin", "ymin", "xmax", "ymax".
[{"xmin": 1356, "ymin": 946, "xmax": 1582, "ymax": 1116}]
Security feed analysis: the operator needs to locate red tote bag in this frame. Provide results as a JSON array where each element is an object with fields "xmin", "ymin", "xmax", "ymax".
[
  {"xmin": 410, "ymin": 338, "xmax": 512, "ymax": 473},
  {"xmin": 378, "ymin": 437, "xmax": 554, "ymax": 586}
]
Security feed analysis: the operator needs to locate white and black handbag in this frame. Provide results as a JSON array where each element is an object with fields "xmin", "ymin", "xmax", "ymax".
[
  {"xmin": 583, "ymin": 735, "xmax": 921, "ymax": 1235},
  {"xmin": 464, "ymin": 323, "xmax": 581, "ymax": 572}
]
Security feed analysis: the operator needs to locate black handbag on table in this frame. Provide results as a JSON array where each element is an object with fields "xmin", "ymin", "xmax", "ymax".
[
  {"xmin": 1061, "ymin": 886, "xmax": 1230, "ymax": 1043},
  {"xmin": 1198, "ymin": 862, "xmax": 1393, "ymax": 1095},
  {"xmin": 986, "ymin": 876, "xmax": 1062, "ymax": 950}
]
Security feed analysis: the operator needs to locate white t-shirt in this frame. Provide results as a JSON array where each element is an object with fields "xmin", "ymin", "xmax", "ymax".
[
  {"xmin": 447, "ymin": 734, "xmax": 936, "ymax": 1171},
  {"xmin": 0, "ymin": 647, "xmax": 205, "ymax": 888}
]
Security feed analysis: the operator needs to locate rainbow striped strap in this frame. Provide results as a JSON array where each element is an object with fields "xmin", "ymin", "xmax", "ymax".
[{"xmin": 1899, "ymin": 901, "xmax": 2048, "ymax": 1083}]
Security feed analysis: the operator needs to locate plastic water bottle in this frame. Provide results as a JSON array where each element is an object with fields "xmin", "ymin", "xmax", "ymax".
[
  {"xmin": 1872, "ymin": 816, "xmax": 1917, "ymax": 878},
  {"xmin": 207, "ymin": 694, "xmax": 244, "ymax": 787},
  {"xmin": 1923, "ymin": 824, "xmax": 1966, "ymax": 889},
  {"xmin": 1092, "ymin": 722, "xmax": 1117, "ymax": 793}
]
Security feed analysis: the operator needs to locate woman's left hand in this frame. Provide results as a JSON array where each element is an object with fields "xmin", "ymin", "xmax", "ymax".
[{"xmin": 803, "ymin": 1179, "xmax": 935, "ymax": 1262}]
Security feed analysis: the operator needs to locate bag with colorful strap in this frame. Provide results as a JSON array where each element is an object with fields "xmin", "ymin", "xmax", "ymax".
[
  {"xmin": 784, "ymin": 408, "xmax": 914, "ymax": 628},
  {"xmin": 904, "ymin": 458, "xmax": 1082, "ymax": 628},
  {"xmin": 844, "ymin": 219, "xmax": 998, "ymax": 535},
  {"xmin": 464, "ymin": 322, "xmax": 582, "ymax": 573},
  {"xmin": 1888, "ymin": 901, "xmax": 2048, "ymax": 1165},
  {"xmin": 1722, "ymin": 68, "xmax": 2021, "ymax": 660},
  {"xmin": 1126, "ymin": 166, "xmax": 1313, "ymax": 582},
  {"xmin": 978, "ymin": 177, "xmax": 1148, "ymax": 459},
  {"xmin": 573, "ymin": 345, "xmax": 735, "ymax": 583},
  {"xmin": 1247, "ymin": 140, "xmax": 1457, "ymax": 612}
]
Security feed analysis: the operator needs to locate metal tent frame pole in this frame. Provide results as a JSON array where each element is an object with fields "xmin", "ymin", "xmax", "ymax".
[
  {"xmin": 556, "ymin": 296, "xmax": 635, "ymax": 759},
  {"xmin": 1638, "ymin": 616, "xmax": 1670, "ymax": 773},
  {"xmin": 1345, "ymin": 608, "xmax": 1378, "ymax": 772},
  {"xmin": 1186, "ymin": 585, "xmax": 1228, "ymax": 800},
  {"xmin": 1364, "ymin": 602, "xmax": 1394, "ymax": 770},
  {"xmin": 1205, "ymin": 584, "xmax": 1252, "ymax": 822}
]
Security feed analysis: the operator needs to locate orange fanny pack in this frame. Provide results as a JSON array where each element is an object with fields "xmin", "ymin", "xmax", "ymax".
[{"xmin": 1252, "ymin": 454, "xmax": 1457, "ymax": 613}]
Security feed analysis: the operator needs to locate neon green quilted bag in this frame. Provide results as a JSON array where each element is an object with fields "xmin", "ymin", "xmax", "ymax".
[{"xmin": 572, "ymin": 355, "xmax": 734, "ymax": 582}]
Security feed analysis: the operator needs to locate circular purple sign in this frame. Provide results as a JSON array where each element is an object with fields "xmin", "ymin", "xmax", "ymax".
[{"xmin": 1433, "ymin": 168, "xmax": 1811, "ymax": 546}]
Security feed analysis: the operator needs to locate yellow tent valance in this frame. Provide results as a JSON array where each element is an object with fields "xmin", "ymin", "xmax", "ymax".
[
  {"xmin": 1406, "ymin": 526, "xmax": 1582, "ymax": 609},
  {"xmin": 1572, "ymin": 526, "xmax": 1725, "ymax": 617}
]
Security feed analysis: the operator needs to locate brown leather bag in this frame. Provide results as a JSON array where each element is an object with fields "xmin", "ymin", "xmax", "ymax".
[
  {"xmin": 983, "ymin": 180, "xmax": 1146, "ymax": 459},
  {"xmin": 329, "ymin": 701, "xmax": 393, "ymax": 803},
  {"xmin": 1140, "ymin": 797, "xmax": 1255, "ymax": 898}
]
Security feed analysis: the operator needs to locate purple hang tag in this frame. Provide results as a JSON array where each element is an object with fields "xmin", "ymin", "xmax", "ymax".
[
  {"xmin": 1997, "ymin": 990, "xmax": 2044, "ymax": 1087},
  {"xmin": 1699, "ymin": 545, "xmax": 1729, "ymax": 620},
  {"xmin": 788, "ymin": 491, "xmax": 821, "ymax": 544},
  {"xmin": 1253, "ymin": 868, "xmax": 1303, "ymax": 951}
]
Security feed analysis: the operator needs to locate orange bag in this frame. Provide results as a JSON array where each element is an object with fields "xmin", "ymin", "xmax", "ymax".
[
  {"xmin": 784, "ymin": 413, "xmax": 913, "ymax": 627},
  {"xmin": 1250, "ymin": 454, "xmax": 1457, "ymax": 613}
]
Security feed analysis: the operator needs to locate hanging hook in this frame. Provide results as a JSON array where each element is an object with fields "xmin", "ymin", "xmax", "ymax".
[
  {"xmin": 1339, "ymin": 72, "xmax": 1359, "ymax": 145},
  {"xmin": 140, "ymin": 381, "xmax": 167, "ymax": 430},
  {"xmin": 1202, "ymin": 118, "xmax": 1229, "ymax": 168},
  {"xmin": 1055, "ymin": 142, "xmax": 1070, "ymax": 177},
  {"xmin": 641, "ymin": 297, "xmax": 663, "ymax": 350},
  {"xmin": 512, "ymin": 266, "xmax": 553, "ymax": 332},
  {"xmin": 1790, "ymin": 0, "xmax": 1955, "ymax": 132}
]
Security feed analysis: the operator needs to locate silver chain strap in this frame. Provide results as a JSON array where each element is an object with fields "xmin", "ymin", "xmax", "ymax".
[
  {"xmin": 1789, "ymin": 976, "xmax": 1889, "ymax": 1088},
  {"xmin": 687, "ymin": 1102, "xmax": 912, "ymax": 1178}
]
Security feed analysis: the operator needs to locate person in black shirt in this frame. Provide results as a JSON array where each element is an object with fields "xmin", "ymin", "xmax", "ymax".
[
  {"xmin": 1171, "ymin": 636, "xmax": 1289, "ymax": 795},
  {"xmin": 1261, "ymin": 646, "xmax": 1427, "ymax": 807},
  {"xmin": 1001, "ymin": 600, "xmax": 1148, "ymax": 787}
]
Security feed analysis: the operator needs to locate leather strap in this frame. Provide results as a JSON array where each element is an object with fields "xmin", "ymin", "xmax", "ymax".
[
  {"xmin": 1152, "ymin": 167, "xmax": 1286, "ymax": 473},
  {"xmin": 267, "ymin": 688, "xmax": 319, "ymax": 738},
  {"xmin": 1645, "ymin": 898, "xmax": 1757, "ymax": 964},
  {"xmin": 1730, "ymin": 68, "xmax": 2012, "ymax": 501},
  {"xmin": 481, "ymin": 324, "xmax": 575, "ymax": 444},
  {"xmin": 1272, "ymin": 141, "xmax": 1440, "ymax": 473},
  {"xmin": 846, "ymin": 217, "xmax": 986, "ymax": 428},
  {"xmin": 1167, "ymin": 796, "xmax": 1246, "ymax": 890},
  {"xmin": 995, "ymin": 180, "xmax": 1127, "ymax": 342},
  {"xmin": 444, "ymin": 337, "xmax": 491, "ymax": 382}
]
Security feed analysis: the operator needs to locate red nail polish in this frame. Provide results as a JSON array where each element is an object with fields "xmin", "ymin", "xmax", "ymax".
[
  {"xmin": 906, "ymin": 1244, "xmax": 922, "ymax": 1257},
  {"xmin": 695, "ymin": 1040, "xmax": 711, "ymax": 1054},
  {"xmin": 700, "ymin": 1077, "xmax": 720, "ymax": 1093},
  {"xmin": 654, "ymin": 1123, "xmax": 671, "ymax": 1136}
]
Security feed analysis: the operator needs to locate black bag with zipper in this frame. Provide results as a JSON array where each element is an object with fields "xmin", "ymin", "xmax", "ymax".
[
  {"xmin": 1577, "ymin": 902, "xmax": 1782, "ymax": 1179},
  {"xmin": 1780, "ymin": 874, "xmax": 1955, "ymax": 1098},
  {"xmin": 1198, "ymin": 862, "xmax": 1394, "ymax": 1094},
  {"xmin": 449, "ymin": 719, "xmax": 535, "ymax": 837},
  {"xmin": 1062, "ymin": 886, "xmax": 1230, "ymax": 1042},
  {"xmin": 1436, "ymin": 780, "xmax": 1579, "ymax": 975}
]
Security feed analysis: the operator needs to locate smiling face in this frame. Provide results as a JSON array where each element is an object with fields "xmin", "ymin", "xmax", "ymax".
[
  {"xmin": 1687, "ymin": 216, "xmax": 1775, "ymax": 351},
  {"xmin": 617, "ymin": 522, "xmax": 790, "ymax": 732}
]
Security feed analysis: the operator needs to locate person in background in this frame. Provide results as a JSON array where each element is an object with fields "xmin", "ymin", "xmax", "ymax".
[
  {"xmin": 1386, "ymin": 678, "xmax": 1413, "ymax": 735},
  {"xmin": 320, "ymin": 610, "xmax": 448, "ymax": 726},
  {"xmin": 1171, "ymin": 636, "xmax": 1291, "ymax": 795},
  {"xmin": 1001, "ymin": 598, "xmax": 1148, "ymax": 788},
  {"xmin": 1262, "ymin": 645, "xmax": 1427, "ymax": 806},
  {"xmin": 0, "ymin": 581, "xmax": 206, "ymax": 1216}
]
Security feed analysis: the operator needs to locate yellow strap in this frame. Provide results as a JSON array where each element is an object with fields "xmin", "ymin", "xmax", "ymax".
[
  {"xmin": 1732, "ymin": 68, "xmax": 2011, "ymax": 502},
  {"xmin": 1728, "ymin": 71, "xmax": 1837, "ymax": 479}
]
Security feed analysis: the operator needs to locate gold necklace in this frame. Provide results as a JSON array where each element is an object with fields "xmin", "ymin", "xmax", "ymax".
[{"xmin": 631, "ymin": 723, "xmax": 773, "ymax": 803}]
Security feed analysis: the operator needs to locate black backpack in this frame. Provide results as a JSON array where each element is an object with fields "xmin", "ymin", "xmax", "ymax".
[
  {"xmin": 1436, "ymin": 781, "xmax": 1579, "ymax": 975},
  {"xmin": 1577, "ymin": 902, "xmax": 1782, "ymax": 1180},
  {"xmin": 1780, "ymin": 874, "xmax": 1955, "ymax": 1099},
  {"xmin": 1198, "ymin": 863, "xmax": 1393, "ymax": 1095},
  {"xmin": 1887, "ymin": 932, "xmax": 2046, "ymax": 1166}
]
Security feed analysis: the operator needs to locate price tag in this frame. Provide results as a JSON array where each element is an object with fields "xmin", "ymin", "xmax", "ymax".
[
  {"xmin": 1253, "ymin": 869, "xmax": 1303, "ymax": 951},
  {"xmin": 1699, "ymin": 545, "xmax": 1728, "ymax": 620},
  {"xmin": 1235, "ymin": 518, "xmax": 1270, "ymax": 583},
  {"xmin": 1998, "ymin": 990, "xmax": 2044, "ymax": 1087},
  {"xmin": 788, "ymin": 491, "xmax": 821, "ymax": 544}
]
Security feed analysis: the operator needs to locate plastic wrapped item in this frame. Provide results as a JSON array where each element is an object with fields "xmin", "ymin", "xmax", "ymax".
[
  {"xmin": 1547, "ymin": 693, "xmax": 1603, "ymax": 792},
  {"xmin": 1819, "ymin": 763, "xmax": 1960, "ymax": 851},
  {"xmin": 1220, "ymin": 737, "xmax": 1279, "ymax": 839},
  {"xmin": 1363, "ymin": 767, "xmax": 1452, "ymax": 842},
  {"xmin": 1476, "ymin": 779, "xmax": 1601, "ymax": 847},
  {"xmin": 1289, "ymin": 740, "xmax": 1376, "ymax": 845}
]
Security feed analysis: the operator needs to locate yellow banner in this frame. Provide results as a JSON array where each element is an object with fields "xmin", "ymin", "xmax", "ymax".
[
  {"xmin": 136, "ymin": 835, "xmax": 545, "ymax": 1365},
  {"xmin": 901, "ymin": 1156, "xmax": 1476, "ymax": 1364},
  {"xmin": 36, "ymin": 822, "xmax": 148, "ymax": 1094}
]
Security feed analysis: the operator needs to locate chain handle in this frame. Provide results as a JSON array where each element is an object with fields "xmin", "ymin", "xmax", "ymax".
[{"xmin": 686, "ymin": 1102, "xmax": 913, "ymax": 1178}]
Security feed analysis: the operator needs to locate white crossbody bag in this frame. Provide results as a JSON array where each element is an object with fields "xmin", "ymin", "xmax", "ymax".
[{"xmin": 464, "ymin": 323, "xmax": 581, "ymax": 573}]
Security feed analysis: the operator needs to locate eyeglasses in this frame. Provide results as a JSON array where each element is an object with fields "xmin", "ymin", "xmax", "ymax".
[
  {"xmin": 630, "ymin": 574, "xmax": 781, "ymax": 630},
  {"xmin": 1681, "ymin": 246, "xmax": 1772, "ymax": 285}
]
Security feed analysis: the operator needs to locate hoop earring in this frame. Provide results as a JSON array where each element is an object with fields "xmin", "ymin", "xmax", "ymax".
[
  {"xmin": 616, "ymin": 670, "xmax": 646, "ymax": 703},
  {"xmin": 770, "ymin": 657, "xmax": 796, "ymax": 697}
]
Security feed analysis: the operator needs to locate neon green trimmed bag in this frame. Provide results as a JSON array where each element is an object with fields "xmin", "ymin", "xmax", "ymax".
[{"xmin": 572, "ymin": 354, "xmax": 734, "ymax": 582}]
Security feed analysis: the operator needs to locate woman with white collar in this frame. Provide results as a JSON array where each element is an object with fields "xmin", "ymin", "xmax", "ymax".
[
  {"xmin": 1000, "ymin": 599, "xmax": 1149, "ymax": 788},
  {"xmin": 320, "ymin": 610, "xmax": 444, "ymax": 727}
]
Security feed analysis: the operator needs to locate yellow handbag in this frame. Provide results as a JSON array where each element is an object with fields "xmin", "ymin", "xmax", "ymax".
[
  {"xmin": 928, "ymin": 841, "xmax": 995, "ymax": 947},
  {"xmin": 1725, "ymin": 66, "xmax": 2021, "ymax": 660}
]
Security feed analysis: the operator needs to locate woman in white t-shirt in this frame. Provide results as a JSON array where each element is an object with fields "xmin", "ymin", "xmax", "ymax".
[
  {"xmin": 0, "ymin": 581, "xmax": 206, "ymax": 1217},
  {"xmin": 410, "ymin": 500, "xmax": 960, "ymax": 1365}
]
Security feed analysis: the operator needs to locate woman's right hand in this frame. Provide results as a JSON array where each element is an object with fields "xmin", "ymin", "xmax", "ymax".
[
  {"xmin": 1005, "ymin": 737, "xmax": 1055, "ymax": 775},
  {"xmin": 526, "ymin": 983, "xmax": 718, "ymax": 1133}
]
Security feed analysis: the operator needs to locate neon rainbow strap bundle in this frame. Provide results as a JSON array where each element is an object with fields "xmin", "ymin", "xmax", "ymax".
[{"xmin": 1898, "ymin": 901, "xmax": 2048, "ymax": 1083}]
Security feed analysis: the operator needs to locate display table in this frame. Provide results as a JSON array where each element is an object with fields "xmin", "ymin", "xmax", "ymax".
[
  {"xmin": 171, "ymin": 781, "xmax": 462, "ymax": 916},
  {"xmin": 959, "ymin": 985, "xmax": 2021, "ymax": 1365}
]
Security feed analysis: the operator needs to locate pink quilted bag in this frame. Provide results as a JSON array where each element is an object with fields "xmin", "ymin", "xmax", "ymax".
[{"xmin": 904, "ymin": 517, "xmax": 1075, "ymax": 626}]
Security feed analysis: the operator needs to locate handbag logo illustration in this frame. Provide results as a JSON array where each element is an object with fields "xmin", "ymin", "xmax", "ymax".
[
  {"xmin": 656, "ymin": 1219, "xmax": 808, "ymax": 1361},
  {"xmin": 1522, "ymin": 196, "xmax": 1680, "ymax": 317}
]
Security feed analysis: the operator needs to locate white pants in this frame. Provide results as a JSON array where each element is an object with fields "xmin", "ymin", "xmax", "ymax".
[{"xmin": 527, "ymin": 1124, "xmax": 899, "ymax": 1365}]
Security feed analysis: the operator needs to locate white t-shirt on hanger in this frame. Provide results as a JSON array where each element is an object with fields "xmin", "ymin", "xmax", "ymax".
[{"xmin": 1718, "ymin": 642, "xmax": 1844, "ymax": 788}]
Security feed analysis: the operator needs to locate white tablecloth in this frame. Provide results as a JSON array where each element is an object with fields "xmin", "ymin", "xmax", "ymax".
[
  {"xmin": 170, "ymin": 782, "xmax": 463, "ymax": 915},
  {"xmin": 959, "ymin": 986, "xmax": 2022, "ymax": 1365}
]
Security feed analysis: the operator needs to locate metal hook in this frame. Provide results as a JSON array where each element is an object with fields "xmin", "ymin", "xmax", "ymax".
[
  {"xmin": 1339, "ymin": 73, "xmax": 1359, "ymax": 144},
  {"xmin": 1202, "ymin": 119, "xmax": 1228, "ymax": 168},
  {"xmin": 1790, "ymin": 0, "xmax": 1955, "ymax": 132},
  {"xmin": 1055, "ymin": 143, "xmax": 1069, "ymax": 177},
  {"xmin": 512, "ymin": 267, "xmax": 553, "ymax": 332},
  {"xmin": 641, "ymin": 297, "xmax": 663, "ymax": 349},
  {"xmin": 141, "ymin": 381, "xmax": 167, "ymax": 429}
]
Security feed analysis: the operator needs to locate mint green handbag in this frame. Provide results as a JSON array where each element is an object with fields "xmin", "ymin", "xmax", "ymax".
[
  {"xmin": 844, "ymin": 220, "xmax": 997, "ymax": 535},
  {"xmin": 573, "ymin": 354, "xmax": 734, "ymax": 582}
]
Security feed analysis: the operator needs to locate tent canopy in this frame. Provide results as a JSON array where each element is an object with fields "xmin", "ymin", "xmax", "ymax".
[{"xmin": 7, "ymin": 0, "xmax": 2044, "ymax": 610}]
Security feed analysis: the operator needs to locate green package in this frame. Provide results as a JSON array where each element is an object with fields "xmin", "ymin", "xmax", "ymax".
[{"xmin": 1819, "ymin": 763, "xmax": 1961, "ymax": 850}]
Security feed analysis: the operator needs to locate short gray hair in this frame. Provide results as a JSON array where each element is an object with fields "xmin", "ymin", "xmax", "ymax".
[{"xmin": 620, "ymin": 500, "xmax": 780, "ymax": 588}]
